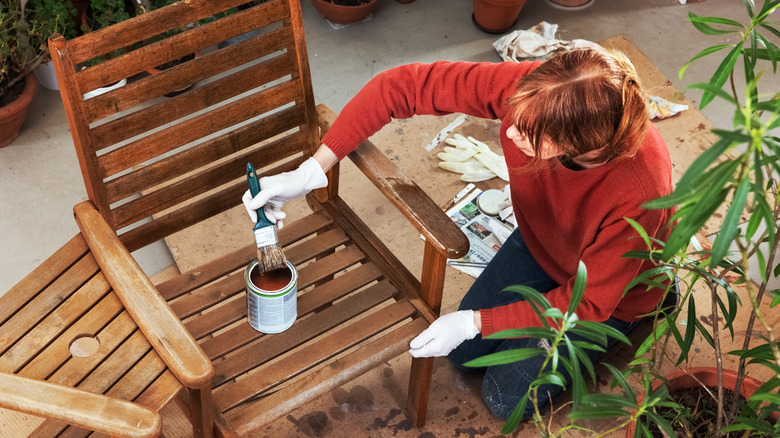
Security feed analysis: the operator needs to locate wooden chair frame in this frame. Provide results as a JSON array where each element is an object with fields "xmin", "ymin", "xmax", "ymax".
[{"xmin": 15, "ymin": 0, "xmax": 471, "ymax": 436}]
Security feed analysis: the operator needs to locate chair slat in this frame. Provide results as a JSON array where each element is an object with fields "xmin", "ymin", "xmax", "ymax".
[
  {"xmin": 47, "ymin": 311, "xmax": 136, "ymax": 387},
  {"xmin": 108, "ymin": 132, "xmax": 310, "ymax": 230},
  {"xmin": 215, "ymin": 299, "xmax": 416, "ymax": 412},
  {"xmin": 84, "ymin": 25, "xmax": 295, "ymax": 123},
  {"xmin": 0, "ymin": 254, "xmax": 99, "ymax": 358},
  {"xmin": 213, "ymin": 279, "xmax": 398, "ymax": 388},
  {"xmin": 155, "ymin": 212, "xmax": 332, "ymax": 300},
  {"xmin": 73, "ymin": 0, "xmax": 288, "ymax": 88},
  {"xmin": 200, "ymin": 262, "xmax": 384, "ymax": 360},
  {"xmin": 104, "ymin": 104, "xmax": 307, "ymax": 204},
  {"xmin": 97, "ymin": 79, "xmax": 301, "ymax": 180},
  {"xmin": 17, "ymin": 283, "xmax": 120, "ymax": 380},
  {"xmin": 226, "ymin": 318, "xmax": 427, "ymax": 435},
  {"xmin": 133, "ymin": 370, "xmax": 182, "ymax": 411},
  {"xmin": 0, "ymin": 234, "xmax": 88, "ymax": 324}
]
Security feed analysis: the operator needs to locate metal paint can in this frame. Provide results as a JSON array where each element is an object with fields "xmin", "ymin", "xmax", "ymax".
[{"xmin": 244, "ymin": 259, "xmax": 297, "ymax": 334}]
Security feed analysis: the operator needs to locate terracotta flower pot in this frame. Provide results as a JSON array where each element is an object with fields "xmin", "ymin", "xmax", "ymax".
[
  {"xmin": 0, "ymin": 74, "xmax": 38, "ymax": 149},
  {"xmin": 547, "ymin": 0, "xmax": 593, "ymax": 8},
  {"xmin": 472, "ymin": 0, "xmax": 528, "ymax": 34},
  {"xmin": 310, "ymin": 0, "xmax": 379, "ymax": 25},
  {"xmin": 625, "ymin": 367, "xmax": 776, "ymax": 437}
]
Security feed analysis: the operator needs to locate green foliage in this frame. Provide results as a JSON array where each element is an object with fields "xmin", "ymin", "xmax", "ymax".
[{"xmin": 0, "ymin": 0, "xmax": 76, "ymax": 100}]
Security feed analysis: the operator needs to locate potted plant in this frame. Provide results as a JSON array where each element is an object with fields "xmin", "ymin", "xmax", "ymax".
[
  {"xmin": 310, "ymin": 0, "xmax": 379, "ymax": 27},
  {"xmin": 27, "ymin": 0, "xmax": 78, "ymax": 89},
  {"xmin": 472, "ymin": 0, "xmax": 527, "ymax": 34},
  {"xmin": 1, "ymin": 0, "xmax": 40, "ymax": 148},
  {"xmin": 466, "ymin": 0, "xmax": 780, "ymax": 436}
]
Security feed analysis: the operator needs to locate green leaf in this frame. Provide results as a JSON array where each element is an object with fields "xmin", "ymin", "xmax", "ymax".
[
  {"xmin": 624, "ymin": 217, "xmax": 651, "ymax": 247},
  {"xmin": 636, "ymin": 319, "xmax": 669, "ymax": 357},
  {"xmin": 569, "ymin": 261, "xmax": 587, "ymax": 316},
  {"xmin": 701, "ymin": 44, "xmax": 743, "ymax": 109},
  {"xmin": 502, "ymin": 285, "xmax": 550, "ymax": 326},
  {"xmin": 711, "ymin": 176, "xmax": 750, "ymax": 266},
  {"xmin": 683, "ymin": 294, "xmax": 697, "ymax": 358},
  {"xmin": 750, "ymin": 392, "xmax": 780, "ymax": 405},
  {"xmin": 603, "ymin": 362, "xmax": 635, "ymax": 401},
  {"xmin": 646, "ymin": 410, "xmax": 678, "ymax": 437},
  {"xmin": 577, "ymin": 320, "xmax": 632, "ymax": 345},
  {"xmin": 463, "ymin": 348, "xmax": 547, "ymax": 368},
  {"xmin": 679, "ymin": 44, "xmax": 732, "ymax": 79},
  {"xmin": 695, "ymin": 318, "xmax": 716, "ymax": 348},
  {"xmin": 581, "ymin": 393, "xmax": 637, "ymax": 409},
  {"xmin": 756, "ymin": 34, "xmax": 778, "ymax": 72},
  {"xmin": 688, "ymin": 13, "xmax": 743, "ymax": 35},
  {"xmin": 742, "ymin": 0, "xmax": 753, "ymax": 16},
  {"xmin": 499, "ymin": 392, "xmax": 529, "ymax": 434},
  {"xmin": 568, "ymin": 407, "xmax": 628, "ymax": 419},
  {"xmin": 485, "ymin": 327, "xmax": 556, "ymax": 340},
  {"xmin": 565, "ymin": 338, "xmax": 584, "ymax": 408},
  {"xmin": 761, "ymin": 22, "xmax": 780, "ymax": 39}
]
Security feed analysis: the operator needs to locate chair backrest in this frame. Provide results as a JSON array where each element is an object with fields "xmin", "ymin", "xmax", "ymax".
[{"xmin": 50, "ymin": 0, "xmax": 320, "ymax": 252}]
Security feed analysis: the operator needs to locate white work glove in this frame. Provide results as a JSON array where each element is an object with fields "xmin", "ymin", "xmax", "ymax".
[
  {"xmin": 242, "ymin": 157, "xmax": 328, "ymax": 228},
  {"xmin": 437, "ymin": 134, "xmax": 509, "ymax": 182},
  {"xmin": 409, "ymin": 310, "xmax": 480, "ymax": 358}
]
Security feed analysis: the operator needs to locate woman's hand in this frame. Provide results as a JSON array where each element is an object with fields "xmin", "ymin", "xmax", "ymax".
[
  {"xmin": 409, "ymin": 310, "xmax": 481, "ymax": 357},
  {"xmin": 242, "ymin": 156, "xmax": 327, "ymax": 228}
]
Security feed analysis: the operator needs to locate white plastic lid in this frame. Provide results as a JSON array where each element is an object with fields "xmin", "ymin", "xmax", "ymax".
[{"xmin": 477, "ymin": 189, "xmax": 504, "ymax": 216}]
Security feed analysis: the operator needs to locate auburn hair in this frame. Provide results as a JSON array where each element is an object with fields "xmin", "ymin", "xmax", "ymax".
[{"xmin": 507, "ymin": 47, "xmax": 649, "ymax": 167}]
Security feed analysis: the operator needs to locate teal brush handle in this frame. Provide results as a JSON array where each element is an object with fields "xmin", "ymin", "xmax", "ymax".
[{"xmin": 246, "ymin": 163, "xmax": 275, "ymax": 231}]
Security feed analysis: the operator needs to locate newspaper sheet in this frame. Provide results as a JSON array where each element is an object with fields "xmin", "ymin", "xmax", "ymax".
[{"xmin": 445, "ymin": 188, "xmax": 515, "ymax": 278}]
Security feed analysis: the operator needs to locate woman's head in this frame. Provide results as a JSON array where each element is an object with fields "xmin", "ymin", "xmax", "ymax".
[{"xmin": 506, "ymin": 46, "xmax": 648, "ymax": 167}]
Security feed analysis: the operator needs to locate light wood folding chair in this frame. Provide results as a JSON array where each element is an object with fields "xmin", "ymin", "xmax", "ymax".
[{"xmin": 41, "ymin": 0, "xmax": 469, "ymax": 436}]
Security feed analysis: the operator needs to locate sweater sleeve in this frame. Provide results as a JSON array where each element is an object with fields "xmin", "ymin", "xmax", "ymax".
[
  {"xmin": 321, "ymin": 61, "xmax": 542, "ymax": 160},
  {"xmin": 480, "ymin": 204, "xmax": 670, "ymax": 336}
]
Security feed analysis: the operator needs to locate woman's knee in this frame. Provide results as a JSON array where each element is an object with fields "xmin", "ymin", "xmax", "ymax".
[{"xmin": 481, "ymin": 367, "xmax": 534, "ymax": 420}]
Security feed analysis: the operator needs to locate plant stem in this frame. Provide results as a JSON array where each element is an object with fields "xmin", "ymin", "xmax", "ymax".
[{"xmin": 710, "ymin": 281, "xmax": 726, "ymax": 436}]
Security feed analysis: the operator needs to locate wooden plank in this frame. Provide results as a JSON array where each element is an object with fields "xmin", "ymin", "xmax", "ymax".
[
  {"xmin": 155, "ymin": 213, "xmax": 332, "ymax": 300},
  {"xmin": 0, "ymin": 373, "xmax": 161, "ymax": 438},
  {"xmin": 169, "ymin": 228, "xmax": 347, "ymax": 319},
  {"xmin": 104, "ymin": 105, "xmax": 307, "ymax": 203},
  {"xmin": 74, "ymin": 0, "xmax": 289, "ymax": 88},
  {"xmin": 108, "ymin": 132, "xmax": 310, "ymax": 230},
  {"xmin": 97, "ymin": 79, "xmax": 302, "ymax": 179},
  {"xmin": 212, "ymin": 279, "xmax": 398, "ymax": 387},
  {"xmin": 91, "ymin": 51, "xmax": 297, "ymax": 151},
  {"xmin": 181, "ymin": 244, "xmax": 368, "ymax": 340},
  {"xmin": 85, "ymin": 25, "xmax": 295, "ymax": 123},
  {"xmin": 225, "ymin": 318, "xmax": 427, "ymax": 435},
  {"xmin": 0, "ymin": 273, "xmax": 111, "ymax": 375},
  {"xmin": 46, "ymin": 310, "xmax": 136, "ymax": 386},
  {"xmin": 199, "ymin": 262, "xmax": 384, "ymax": 359},
  {"xmin": 134, "ymin": 370, "xmax": 182, "ymax": 412},
  {"xmin": 18, "ymin": 289, "xmax": 124, "ymax": 380},
  {"xmin": 75, "ymin": 202, "xmax": 214, "ymax": 390},
  {"xmin": 0, "ymin": 254, "xmax": 99, "ymax": 358},
  {"xmin": 319, "ymin": 198, "xmax": 438, "ymax": 323},
  {"xmin": 215, "ymin": 299, "xmax": 416, "ymax": 411},
  {"xmin": 0, "ymin": 234, "xmax": 88, "ymax": 324},
  {"xmin": 32, "ymin": 330, "xmax": 153, "ymax": 437}
]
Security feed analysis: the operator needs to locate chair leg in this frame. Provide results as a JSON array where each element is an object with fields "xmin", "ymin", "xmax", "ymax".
[
  {"xmin": 406, "ymin": 356, "xmax": 434, "ymax": 428},
  {"xmin": 188, "ymin": 387, "xmax": 215, "ymax": 438}
]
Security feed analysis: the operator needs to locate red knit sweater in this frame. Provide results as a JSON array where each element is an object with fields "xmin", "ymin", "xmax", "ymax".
[{"xmin": 321, "ymin": 61, "xmax": 674, "ymax": 336}]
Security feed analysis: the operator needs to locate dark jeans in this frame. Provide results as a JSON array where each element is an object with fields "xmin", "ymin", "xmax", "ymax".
[{"xmin": 448, "ymin": 229, "xmax": 639, "ymax": 420}]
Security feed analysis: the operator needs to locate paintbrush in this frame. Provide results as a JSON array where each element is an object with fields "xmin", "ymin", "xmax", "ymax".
[{"xmin": 246, "ymin": 163, "xmax": 287, "ymax": 273}]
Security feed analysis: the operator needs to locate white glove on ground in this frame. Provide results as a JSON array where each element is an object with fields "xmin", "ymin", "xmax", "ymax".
[
  {"xmin": 242, "ymin": 157, "xmax": 328, "ymax": 228},
  {"xmin": 409, "ymin": 310, "xmax": 480, "ymax": 358},
  {"xmin": 437, "ymin": 134, "xmax": 509, "ymax": 182}
]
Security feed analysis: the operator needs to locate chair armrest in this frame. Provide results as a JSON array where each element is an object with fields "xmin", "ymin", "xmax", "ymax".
[
  {"xmin": 0, "ymin": 372, "xmax": 161, "ymax": 438},
  {"xmin": 316, "ymin": 104, "xmax": 469, "ymax": 259},
  {"xmin": 73, "ymin": 201, "xmax": 215, "ymax": 389}
]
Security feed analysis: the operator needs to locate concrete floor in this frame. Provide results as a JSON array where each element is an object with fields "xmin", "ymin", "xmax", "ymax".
[{"xmin": 2, "ymin": 0, "xmax": 779, "ymax": 436}]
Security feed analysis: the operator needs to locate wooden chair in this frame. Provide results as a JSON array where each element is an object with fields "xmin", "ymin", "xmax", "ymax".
[
  {"xmin": 0, "ymin": 201, "xmax": 208, "ymax": 437},
  {"xmin": 43, "ymin": 0, "xmax": 469, "ymax": 436}
]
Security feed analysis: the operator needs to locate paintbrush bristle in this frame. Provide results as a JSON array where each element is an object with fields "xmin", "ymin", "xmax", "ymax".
[{"xmin": 257, "ymin": 244, "xmax": 287, "ymax": 273}]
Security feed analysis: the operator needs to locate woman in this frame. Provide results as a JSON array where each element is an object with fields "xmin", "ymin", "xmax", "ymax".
[{"xmin": 243, "ymin": 47, "xmax": 674, "ymax": 420}]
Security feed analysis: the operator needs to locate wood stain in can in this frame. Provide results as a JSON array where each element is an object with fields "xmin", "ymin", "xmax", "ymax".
[{"xmin": 244, "ymin": 259, "xmax": 297, "ymax": 334}]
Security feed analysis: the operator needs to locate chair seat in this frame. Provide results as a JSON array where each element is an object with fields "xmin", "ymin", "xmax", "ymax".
[
  {"xmin": 0, "ymin": 234, "xmax": 182, "ymax": 437},
  {"xmin": 154, "ymin": 206, "xmax": 430, "ymax": 436}
]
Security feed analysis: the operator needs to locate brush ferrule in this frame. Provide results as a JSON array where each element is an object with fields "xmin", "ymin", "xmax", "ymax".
[{"xmin": 254, "ymin": 226, "xmax": 279, "ymax": 247}]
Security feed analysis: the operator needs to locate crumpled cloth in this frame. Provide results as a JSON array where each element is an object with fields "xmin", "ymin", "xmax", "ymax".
[
  {"xmin": 493, "ymin": 21, "xmax": 594, "ymax": 62},
  {"xmin": 494, "ymin": 22, "xmax": 688, "ymax": 119}
]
